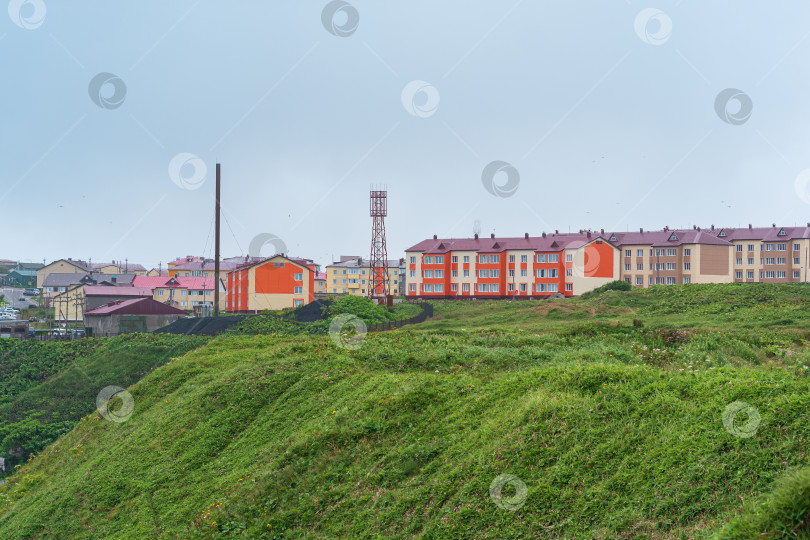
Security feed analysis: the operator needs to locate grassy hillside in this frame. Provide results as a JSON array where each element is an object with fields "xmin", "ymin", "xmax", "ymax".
[
  {"xmin": 0, "ymin": 334, "xmax": 209, "ymax": 474},
  {"xmin": 0, "ymin": 285, "xmax": 809, "ymax": 538}
]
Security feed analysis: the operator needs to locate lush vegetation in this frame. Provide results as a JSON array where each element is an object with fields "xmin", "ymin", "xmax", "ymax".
[
  {"xmin": 0, "ymin": 284, "xmax": 809, "ymax": 537},
  {"xmin": 0, "ymin": 334, "xmax": 209, "ymax": 474}
]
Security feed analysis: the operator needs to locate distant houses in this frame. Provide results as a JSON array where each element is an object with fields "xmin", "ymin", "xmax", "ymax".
[{"xmin": 226, "ymin": 255, "xmax": 320, "ymax": 312}]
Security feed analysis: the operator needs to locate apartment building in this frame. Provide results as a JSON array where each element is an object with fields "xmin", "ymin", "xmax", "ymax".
[
  {"xmin": 226, "ymin": 255, "xmax": 317, "ymax": 312},
  {"xmin": 325, "ymin": 256, "xmax": 404, "ymax": 296},
  {"xmin": 404, "ymin": 232, "xmax": 619, "ymax": 298},
  {"xmin": 607, "ymin": 227, "xmax": 733, "ymax": 287},
  {"xmin": 706, "ymin": 224, "xmax": 810, "ymax": 283}
]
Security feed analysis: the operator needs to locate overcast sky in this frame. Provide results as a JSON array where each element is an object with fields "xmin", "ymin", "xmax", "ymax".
[{"xmin": 3, "ymin": 1, "xmax": 810, "ymax": 270}]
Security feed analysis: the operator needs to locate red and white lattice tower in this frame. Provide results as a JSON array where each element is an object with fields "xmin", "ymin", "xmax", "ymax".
[{"xmin": 369, "ymin": 187, "xmax": 390, "ymax": 304}]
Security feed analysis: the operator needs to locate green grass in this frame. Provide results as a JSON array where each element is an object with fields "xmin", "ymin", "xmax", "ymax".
[
  {"xmin": 0, "ymin": 284, "xmax": 809, "ymax": 538},
  {"xmin": 0, "ymin": 334, "xmax": 209, "ymax": 474}
]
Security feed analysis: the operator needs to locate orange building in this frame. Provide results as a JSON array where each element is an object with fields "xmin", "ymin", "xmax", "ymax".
[
  {"xmin": 404, "ymin": 232, "xmax": 619, "ymax": 298},
  {"xmin": 226, "ymin": 255, "xmax": 318, "ymax": 312}
]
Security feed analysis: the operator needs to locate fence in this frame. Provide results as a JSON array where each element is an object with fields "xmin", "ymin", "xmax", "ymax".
[{"xmin": 366, "ymin": 302, "xmax": 433, "ymax": 333}]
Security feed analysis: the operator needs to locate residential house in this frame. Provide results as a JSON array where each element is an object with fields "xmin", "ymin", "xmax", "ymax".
[
  {"xmin": 37, "ymin": 259, "xmax": 91, "ymax": 291},
  {"xmin": 84, "ymin": 298, "xmax": 188, "ymax": 337},
  {"xmin": 226, "ymin": 255, "xmax": 317, "ymax": 312},
  {"xmin": 325, "ymin": 256, "xmax": 404, "ymax": 296},
  {"xmin": 133, "ymin": 275, "xmax": 225, "ymax": 311},
  {"xmin": 4, "ymin": 269, "xmax": 38, "ymax": 288}
]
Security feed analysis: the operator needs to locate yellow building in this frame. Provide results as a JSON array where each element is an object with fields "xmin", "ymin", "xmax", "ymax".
[
  {"xmin": 37, "ymin": 259, "xmax": 91, "ymax": 291},
  {"xmin": 325, "ymin": 256, "xmax": 404, "ymax": 296}
]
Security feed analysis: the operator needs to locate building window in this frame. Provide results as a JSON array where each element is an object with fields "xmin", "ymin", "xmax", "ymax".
[
  {"xmin": 683, "ymin": 262, "xmax": 691, "ymax": 271},
  {"xmin": 491, "ymin": 269, "xmax": 499, "ymax": 277},
  {"xmin": 624, "ymin": 250, "xmax": 631, "ymax": 257},
  {"xmin": 409, "ymin": 284, "xmax": 416, "ymax": 292},
  {"xmin": 777, "ymin": 244, "xmax": 786, "ymax": 251},
  {"xmin": 666, "ymin": 263, "xmax": 676, "ymax": 270},
  {"xmin": 566, "ymin": 268, "xmax": 573, "ymax": 277},
  {"xmin": 776, "ymin": 271, "xmax": 786, "ymax": 279},
  {"xmin": 624, "ymin": 277, "xmax": 631, "ymax": 284},
  {"xmin": 508, "ymin": 269, "xmax": 515, "ymax": 277},
  {"xmin": 424, "ymin": 270, "xmax": 433, "ymax": 278},
  {"xmin": 683, "ymin": 277, "xmax": 690, "ymax": 284},
  {"xmin": 435, "ymin": 284, "xmax": 444, "ymax": 292},
  {"xmin": 491, "ymin": 255, "xmax": 500, "ymax": 263},
  {"xmin": 294, "ymin": 300, "xmax": 303, "ymax": 307},
  {"xmin": 735, "ymin": 271, "xmax": 743, "ymax": 279},
  {"xmin": 157, "ymin": 290, "xmax": 164, "ymax": 296},
  {"xmin": 452, "ymin": 270, "xmax": 458, "ymax": 277},
  {"xmin": 509, "ymin": 255, "xmax": 515, "ymax": 263},
  {"xmin": 294, "ymin": 273, "xmax": 303, "ymax": 281},
  {"xmin": 765, "ymin": 271, "xmax": 775, "ymax": 279},
  {"xmin": 565, "ymin": 283, "xmax": 573, "ymax": 292},
  {"xmin": 635, "ymin": 276, "xmax": 643, "ymax": 285},
  {"xmin": 462, "ymin": 283, "xmax": 469, "ymax": 292},
  {"xmin": 667, "ymin": 249, "xmax": 676, "ymax": 256},
  {"xmin": 508, "ymin": 283, "xmax": 514, "ymax": 291},
  {"xmin": 765, "ymin": 258, "xmax": 775, "ymax": 265},
  {"xmin": 655, "ymin": 249, "xmax": 665, "ymax": 257},
  {"xmin": 520, "ymin": 269, "xmax": 527, "ymax": 277},
  {"xmin": 435, "ymin": 256, "xmax": 444, "ymax": 263},
  {"xmin": 479, "ymin": 269, "xmax": 489, "ymax": 278},
  {"xmin": 794, "ymin": 243, "xmax": 801, "ymax": 251},
  {"xmin": 409, "ymin": 256, "xmax": 415, "ymax": 264},
  {"xmin": 451, "ymin": 283, "xmax": 458, "ymax": 291},
  {"xmin": 565, "ymin": 254, "xmax": 573, "ymax": 262},
  {"xmin": 649, "ymin": 277, "xmax": 654, "ymax": 285},
  {"xmin": 410, "ymin": 270, "xmax": 415, "ymax": 278},
  {"xmin": 765, "ymin": 244, "xmax": 775, "ymax": 251},
  {"xmin": 521, "ymin": 255, "xmax": 528, "ymax": 263},
  {"xmin": 748, "ymin": 258, "xmax": 754, "ymax": 265},
  {"xmin": 777, "ymin": 258, "xmax": 786, "ymax": 265},
  {"xmin": 736, "ymin": 258, "xmax": 743, "ymax": 265},
  {"xmin": 435, "ymin": 270, "xmax": 444, "ymax": 278},
  {"xmin": 424, "ymin": 284, "xmax": 433, "ymax": 292},
  {"xmin": 520, "ymin": 283, "xmax": 527, "ymax": 292},
  {"xmin": 794, "ymin": 257, "xmax": 801, "ymax": 265},
  {"xmin": 424, "ymin": 256, "xmax": 433, "ymax": 264},
  {"xmin": 294, "ymin": 286, "xmax": 303, "ymax": 294},
  {"xmin": 736, "ymin": 245, "xmax": 743, "ymax": 252},
  {"xmin": 463, "ymin": 269, "xmax": 470, "ymax": 277},
  {"xmin": 451, "ymin": 256, "xmax": 458, "ymax": 263},
  {"xmin": 747, "ymin": 271, "xmax": 754, "ymax": 279},
  {"xmin": 549, "ymin": 254, "xmax": 558, "ymax": 263},
  {"xmin": 748, "ymin": 244, "xmax": 755, "ymax": 252},
  {"xmin": 635, "ymin": 249, "xmax": 642, "ymax": 257},
  {"xmin": 463, "ymin": 256, "xmax": 470, "ymax": 263},
  {"xmin": 536, "ymin": 254, "xmax": 547, "ymax": 263},
  {"xmin": 793, "ymin": 271, "xmax": 801, "ymax": 279}
]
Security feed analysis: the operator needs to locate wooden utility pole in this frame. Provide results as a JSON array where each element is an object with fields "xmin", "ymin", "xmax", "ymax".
[{"xmin": 214, "ymin": 163, "xmax": 221, "ymax": 317}]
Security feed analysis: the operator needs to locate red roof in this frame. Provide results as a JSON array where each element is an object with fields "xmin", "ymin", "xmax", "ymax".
[
  {"xmin": 85, "ymin": 297, "xmax": 187, "ymax": 316},
  {"xmin": 606, "ymin": 229, "xmax": 733, "ymax": 247},
  {"xmin": 405, "ymin": 234, "xmax": 607, "ymax": 254},
  {"xmin": 229, "ymin": 255, "xmax": 316, "ymax": 273},
  {"xmin": 132, "ymin": 276, "xmax": 222, "ymax": 290},
  {"xmin": 84, "ymin": 286, "xmax": 153, "ymax": 297}
]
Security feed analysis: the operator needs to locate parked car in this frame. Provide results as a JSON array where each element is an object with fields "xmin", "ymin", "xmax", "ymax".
[
  {"xmin": 28, "ymin": 317, "xmax": 36, "ymax": 322},
  {"xmin": 23, "ymin": 291, "xmax": 35, "ymax": 296}
]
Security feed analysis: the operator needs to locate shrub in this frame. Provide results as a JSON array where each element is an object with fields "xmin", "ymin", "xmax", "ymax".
[
  {"xmin": 327, "ymin": 295, "xmax": 393, "ymax": 324},
  {"xmin": 580, "ymin": 280, "xmax": 632, "ymax": 298}
]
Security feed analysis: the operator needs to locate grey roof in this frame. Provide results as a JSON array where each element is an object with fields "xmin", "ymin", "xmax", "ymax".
[{"xmin": 42, "ymin": 272, "xmax": 136, "ymax": 287}]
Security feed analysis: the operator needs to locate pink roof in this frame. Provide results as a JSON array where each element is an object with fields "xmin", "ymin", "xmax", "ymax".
[
  {"xmin": 405, "ymin": 234, "xmax": 607, "ymax": 254},
  {"xmin": 85, "ymin": 297, "xmax": 187, "ymax": 315},
  {"xmin": 315, "ymin": 272, "xmax": 327, "ymax": 280},
  {"xmin": 84, "ymin": 286, "xmax": 153, "ymax": 297},
  {"xmin": 706, "ymin": 225, "xmax": 810, "ymax": 242},
  {"xmin": 133, "ymin": 275, "xmax": 222, "ymax": 290},
  {"xmin": 229, "ymin": 255, "xmax": 316, "ymax": 273}
]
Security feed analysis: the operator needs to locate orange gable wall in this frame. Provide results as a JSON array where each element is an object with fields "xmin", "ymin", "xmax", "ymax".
[
  {"xmin": 255, "ymin": 261, "xmax": 298, "ymax": 294},
  {"xmin": 585, "ymin": 241, "xmax": 615, "ymax": 278}
]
